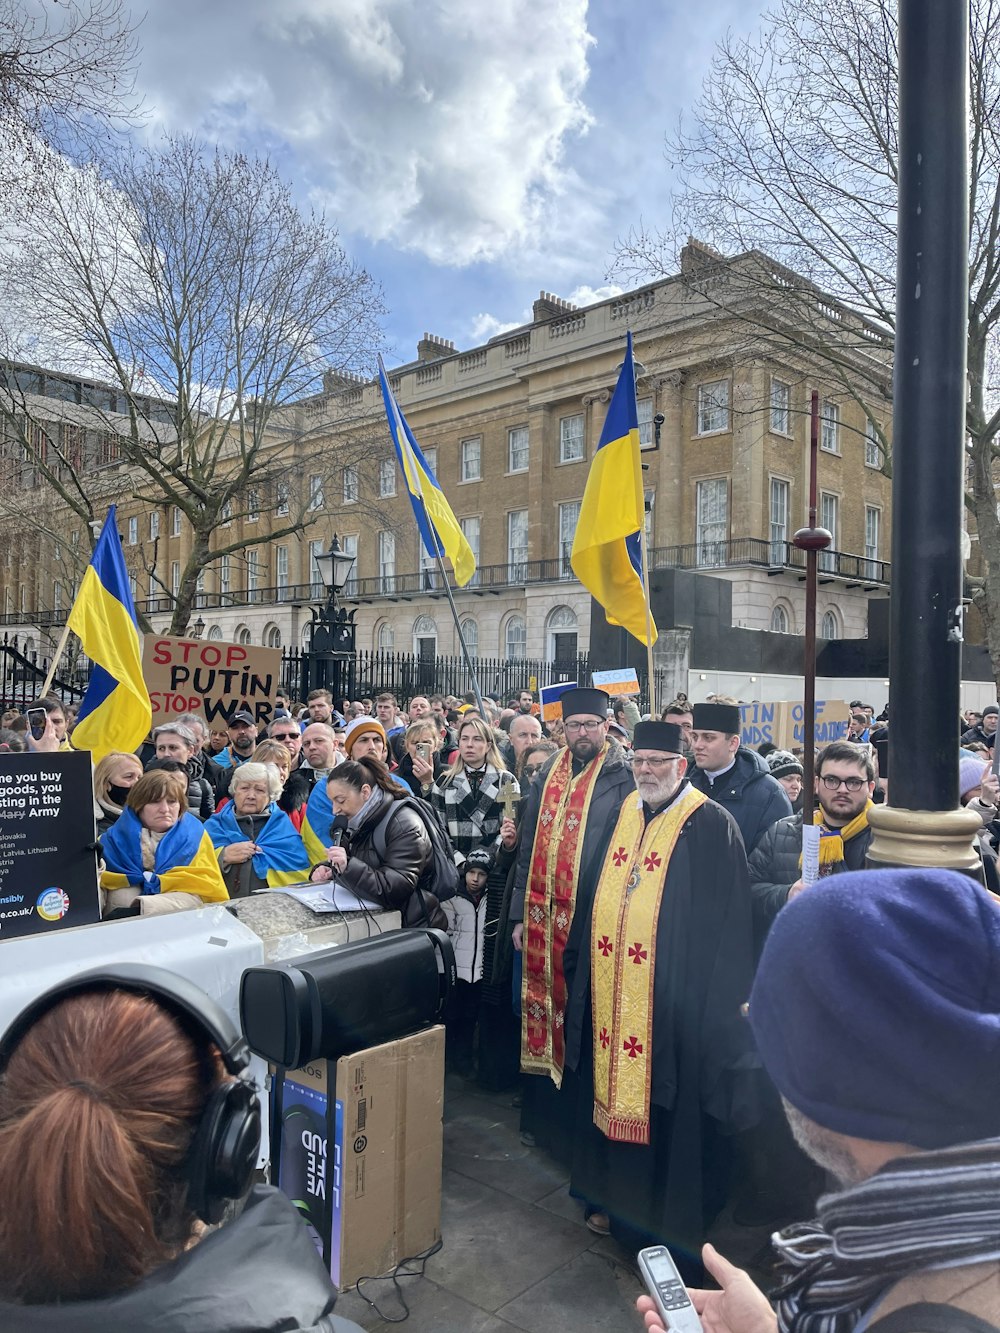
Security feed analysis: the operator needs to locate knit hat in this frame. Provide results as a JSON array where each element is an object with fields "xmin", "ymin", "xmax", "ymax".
[
  {"xmin": 959, "ymin": 755, "xmax": 988, "ymax": 798},
  {"xmin": 343, "ymin": 716, "xmax": 387, "ymax": 758},
  {"xmin": 767, "ymin": 749, "xmax": 803, "ymax": 780},
  {"xmin": 749, "ymin": 867, "xmax": 1000, "ymax": 1149},
  {"xmin": 983, "ymin": 704, "xmax": 999, "ymax": 718},
  {"xmin": 464, "ymin": 847, "xmax": 494, "ymax": 874}
]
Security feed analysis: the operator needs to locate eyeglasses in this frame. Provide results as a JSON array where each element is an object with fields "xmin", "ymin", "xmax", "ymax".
[
  {"xmin": 633, "ymin": 755, "xmax": 681, "ymax": 769},
  {"xmin": 522, "ymin": 764, "xmax": 543, "ymax": 777},
  {"xmin": 820, "ymin": 774, "xmax": 867, "ymax": 792},
  {"xmin": 564, "ymin": 720, "xmax": 605, "ymax": 734},
  {"xmin": 271, "ymin": 732, "xmax": 299, "ymax": 741}
]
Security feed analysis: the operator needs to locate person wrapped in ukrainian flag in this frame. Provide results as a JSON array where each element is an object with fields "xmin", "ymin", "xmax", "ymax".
[{"xmin": 100, "ymin": 769, "xmax": 229, "ymax": 917}]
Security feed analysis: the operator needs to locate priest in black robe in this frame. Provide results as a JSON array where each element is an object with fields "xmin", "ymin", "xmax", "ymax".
[{"xmin": 561, "ymin": 720, "xmax": 760, "ymax": 1280}]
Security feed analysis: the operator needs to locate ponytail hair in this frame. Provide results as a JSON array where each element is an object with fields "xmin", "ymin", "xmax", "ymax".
[
  {"xmin": 327, "ymin": 756, "xmax": 405, "ymax": 802},
  {"xmin": 0, "ymin": 990, "xmax": 219, "ymax": 1304}
]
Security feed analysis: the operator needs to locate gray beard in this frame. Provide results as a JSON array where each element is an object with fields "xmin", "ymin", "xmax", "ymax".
[{"xmin": 782, "ymin": 1098, "xmax": 867, "ymax": 1187}]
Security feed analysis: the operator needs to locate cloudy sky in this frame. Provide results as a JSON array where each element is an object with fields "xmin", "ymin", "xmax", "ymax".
[{"xmin": 127, "ymin": 0, "xmax": 767, "ymax": 367}]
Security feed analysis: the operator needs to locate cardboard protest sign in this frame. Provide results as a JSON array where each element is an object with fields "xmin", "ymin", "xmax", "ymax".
[
  {"xmin": 592, "ymin": 668, "xmax": 640, "ymax": 697},
  {"xmin": 143, "ymin": 635, "xmax": 282, "ymax": 727},
  {"xmin": 739, "ymin": 700, "xmax": 851, "ymax": 749},
  {"xmin": 540, "ymin": 681, "xmax": 577, "ymax": 723},
  {"xmin": 0, "ymin": 751, "xmax": 100, "ymax": 941}
]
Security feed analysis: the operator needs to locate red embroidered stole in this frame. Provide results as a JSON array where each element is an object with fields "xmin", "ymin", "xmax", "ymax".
[
  {"xmin": 591, "ymin": 785, "xmax": 707, "ymax": 1143},
  {"xmin": 521, "ymin": 743, "xmax": 607, "ymax": 1085}
]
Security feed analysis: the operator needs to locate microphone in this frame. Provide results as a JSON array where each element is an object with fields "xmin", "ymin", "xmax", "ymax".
[{"xmin": 329, "ymin": 814, "xmax": 350, "ymax": 848}]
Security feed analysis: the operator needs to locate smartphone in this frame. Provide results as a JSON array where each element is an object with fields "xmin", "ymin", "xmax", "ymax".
[
  {"xmin": 416, "ymin": 742, "xmax": 430, "ymax": 760},
  {"xmin": 26, "ymin": 707, "xmax": 48, "ymax": 742},
  {"xmin": 637, "ymin": 1246, "xmax": 704, "ymax": 1332}
]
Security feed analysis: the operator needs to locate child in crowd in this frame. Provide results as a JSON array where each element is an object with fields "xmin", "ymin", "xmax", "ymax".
[{"xmin": 443, "ymin": 847, "xmax": 492, "ymax": 1078}]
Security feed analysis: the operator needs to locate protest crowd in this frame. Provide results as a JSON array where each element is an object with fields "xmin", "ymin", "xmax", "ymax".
[{"xmin": 2, "ymin": 671, "xmax": 999, "ymax": 1332}]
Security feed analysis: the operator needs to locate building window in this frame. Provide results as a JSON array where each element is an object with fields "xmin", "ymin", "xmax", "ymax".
[
  {"xmin": 644, "ymin": 487, "xmax": 655, "ymax": 547},
  {"xmin": 460, "ymin": 616, "xmax": 478, "ymax": 658},
  {"xmin": 769, "ymin": 478, "xmax": 789, "ymax": 565},
  {"xmin": 459, "ymin": 515, "xmax": 480, "ymax": 587},
  {"xmin": 52, "ymin": 581, "xmax": 62, "ymax": 612},
  {"xmin": 171, "ymin": 506, "xmax": 182, "ymax": 536},
  {"xmin": 219, "ymin": 555, "xmax": 231, "ymax": 596},
  {"xmin": 247, "ymin": 548, "xmax": 261, "ymax": 596},
  {"xmin": 276, "ymin": 479, "xmax": 289, "ymax": 515},
  {"xmin": 821, "ymin": 609, "xmax": 841, "ymax": 640},
  {"xmin": 423, "ymin": 446, "xmax": 438, "ymax": 476},
  {"xmin": 207, "ymin": 625, "xmax": 223, "ymax": 641},
  {"xmin": 820, "ymin": 492, "xmax": 839, "ymax": 571},
  {"xmin": 379, "ymin": 458, "xmax": 396, "ymax": 497},
  {"xmin": 637, "ymin": 396, "xmax": 654, "ymax": 449},
  {"xmin": 413, "ymin": 613, "xmax": 437, "ymax": 658},
  {"xmin": 237, "ymin": 627, "xmax": 252, "ymax": 646},
  {"xmin": 508, "ymin": 426, "xmax": 529, "ymax": 473},
  {"xmin": 378, "ymin": 531, "xmax": 395, "ymax": 590},
  {"xmin": 865, "ymin": 505, "xmax": 881, "ymax": 578},
  {"xmin": 376, "ymin": 621, "xmax": 394, "ymax": 650},
  {"xmin": 508, "ymin": 509, "xmax": 528, "ymax": 579},
  {"xmin": 195, "ymin": 568, "xmax": 205, "ymax": 599},
  {"xmin": 128, "ymin": 572, "xmax": 138, "ymax": 601},
  {"xmin": 309, "ymin": 539, "xmax": 325, "ymax": 595},
  {"xmin": 341, "ymin": 534, "xmax": 358, "ymax": 594},
  {"xmin": 308, "ymin": 475, "xmax": 324, "ymax": 510},
  {"xmin": 697, "ymin": 379, "xmax": 729, "ymax": 435},
  {"xmin": 343, "ymin": 466, "xmax": 358, "ymax": 504},
  {"xmin": 170, "ymin": 561, "xmax": 180, "ymax": 596},
  {"xmin": 558, "ymin": 500, "xmax": 581, "ymax": 577},
  {"xmin": 546, "ymin": 604, "xmax": 578, "ymax": 667},
  {"xmin": 247, "ymin": 489, "xmax": 259, "ymax": 523},
  {"xmin": 696, "ymin": 478, "xmax": 728, "ymax": 567},
  {"xmin": 820, "ymin": 400, "xmax": 840, "ymax": 453},
  {"xmin": 149, "ymin": 511, "xmax": 160, "ymax": 540},
  {"xmin": 276, "ymin": 545, "xmax": 288, "ymax": 599},
  {"xmin": 460, "ymin": 437, "xmax": 481, "ymax": 481},
  {"xmin": 559, "ymin": 414, "xmax": 585, "ymax": 463},
  {"xmin": 769, "ymin": 603, "xmax": 789, "ymax": 633},
  {"xmin": 505, "ymin": 615, "xmax": 527, "ymax": 660},
  {"xmin": 770, "ymin": 379, "xmax": 790, "ymax": 434},
  {"xmin": 127, "ymin": 516, "xmax": 138, "ymax": 545},
  {"xmin": 221, "ymin": 498, "xmax": 232, "ymax": 524},
  {"xmin": 265, "ymin": 625, "xmax": 281, "ymax": 648},
  {"xmin": 865, "ymin": 418, "xmax": 882, "ymax": 468}
]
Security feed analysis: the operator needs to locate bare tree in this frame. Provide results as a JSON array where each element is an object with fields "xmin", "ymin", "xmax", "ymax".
[
  {"xmin": 2, "ymin": 135, "xmax": 388, "ymax": 634},
  {"xmin": 616, "ymin": 0, "xmax": 1000, "ymax": 683},
  {"xmin": 0, "ymin": 0, "xmax": 140, "ymax": 184}
]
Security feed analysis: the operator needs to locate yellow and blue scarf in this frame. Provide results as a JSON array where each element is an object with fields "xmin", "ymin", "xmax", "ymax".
[
  {"xmin": 101, "ymin": 808, "xmax": 228, "ymax": 902},
  {"xmin": 204, "ymin": 802, "xmax": 309, "ymax": 887}
]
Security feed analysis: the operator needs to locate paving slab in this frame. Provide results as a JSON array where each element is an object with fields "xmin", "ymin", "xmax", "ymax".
[
  {"xmin": 497, "ymin": 1247, "xmax": 644, "ymax": 1333},
  {"xmin": 444, "ymin": 1104, "xmax": 569, "ymax": 1204}
]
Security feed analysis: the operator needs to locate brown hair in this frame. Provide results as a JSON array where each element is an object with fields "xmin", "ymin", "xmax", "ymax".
[
  {"xmin": 327, "ymin": 756, "xmax": 405, "ymax": 802},
  {"xmin": 404, "ymin": 719, "xmax": 440, "ymax": 751},
  {"xmin": 252, "ymin": 740, "xmax": 292, "ymax": 770},
  {"xmin": 0, "ymin": 990, "xmax": 218, "ymax": 1303},
  {"xmin": 816, "ymin": 740, "xmax": 876, "ymax": 782},
  {"xmin": 92, "ymin": 751, "xmax": 143, "ymax": 808},
  {"xmin": 125, "ymin": 769, "xmax": 189, "ymax": 814}
]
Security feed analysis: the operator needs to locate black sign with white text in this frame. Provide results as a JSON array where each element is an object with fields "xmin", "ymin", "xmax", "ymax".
[{"xmin": 0, "ymin": 751, "xmax": 101, "ymax": 940}]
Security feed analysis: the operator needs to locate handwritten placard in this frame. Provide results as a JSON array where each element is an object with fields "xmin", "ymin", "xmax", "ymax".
[
  {"xmin": 739, "ymin": 700, "xmax": 852, "ymax": 749},
  {"xmin": 142, "ymin": 635, "xmax": 282, "ymax": 727},
  {"xmin": 592, "ymin": 668, "xmax": 640, "ymax": 697}
]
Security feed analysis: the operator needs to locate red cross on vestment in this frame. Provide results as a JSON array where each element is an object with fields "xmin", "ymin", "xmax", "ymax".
[
  {"xmin": 612, "ymin": 846, "xmax": 628, "ymax": 867},
  {"xmin": 643, "ymin": 850, "xmax": 663, "ymax": 872},
  {"xmin": 623, "ymin": 1035, "xmax": 643, "ymax": 1059},
  {"xmin": 599, "ymin": 1026, "xmax": 610, "ymax": 1049},
  {"xmin": 597, "ymin": 935, "xmax": 613, "ymax": 957},
  {"xmin": 628, "ymin": 942, "xmax": 648, "ymax": 965}
]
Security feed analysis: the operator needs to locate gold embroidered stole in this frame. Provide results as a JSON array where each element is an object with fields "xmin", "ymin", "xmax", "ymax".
[
  {"xmin": 591, "ymin": 785, "xmax": 707, "ymax": 1144},
  {"xmin": 521, "ymin": 743, "xmax": 607, "ymax": 1085}
]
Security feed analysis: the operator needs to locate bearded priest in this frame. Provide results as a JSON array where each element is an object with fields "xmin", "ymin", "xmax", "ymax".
[{"xmin": 563, "ymin": 719, "xmax": 760, "ymax": 1281}]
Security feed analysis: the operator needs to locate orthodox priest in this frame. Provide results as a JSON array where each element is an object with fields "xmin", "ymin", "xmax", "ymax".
[
  {"xmin": 563, "ymin": 720, "xmax": 759, "ymax": 1274},
  {"xmin": 510, "ymin": 688, "xmax": 634, "ymax": 1167}
]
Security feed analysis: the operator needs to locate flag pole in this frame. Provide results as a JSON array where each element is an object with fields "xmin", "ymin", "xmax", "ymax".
[
  {"xmin": 430, "ymin": 548, "xmax": 487, "ymax": 718},
  {"xmin": 38, "ymin": 621, "xmax": 74, "ymax": 699},
  {"xmin": 638, "ymin": 519, "xmax": 656, "ymax": 717}
]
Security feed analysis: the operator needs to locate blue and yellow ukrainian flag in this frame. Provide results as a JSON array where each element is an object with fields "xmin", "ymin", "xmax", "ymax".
[
  {"xmin": 68, "ymin": 505, "xmax": 152, "ymax": 761},
  {"xmin": 377, "ymin": 355, "xmax": 476, "ymax": 586},
  {"xmin": 570, "ymin": 332, "xmax": 658, "ymax": 646}
]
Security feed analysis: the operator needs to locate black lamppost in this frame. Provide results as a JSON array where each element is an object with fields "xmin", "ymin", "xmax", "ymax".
[{"xmin": 306, "ymin": 535, "xmax": 358, "ymax": 703}]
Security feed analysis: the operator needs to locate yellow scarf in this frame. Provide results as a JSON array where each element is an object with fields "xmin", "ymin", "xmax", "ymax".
[
  {"xmin": 590, "ymin": 785, "xmax": 707, "ymax": 1144},
  {"xmin": 803, "ymin": 799, "xmax": 873, "ymax": 870}
]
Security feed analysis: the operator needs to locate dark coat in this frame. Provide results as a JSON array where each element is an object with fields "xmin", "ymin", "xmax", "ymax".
[
  {"xmin": 509, "ymin": 739, "xmax": 635, "ymax": 923},
  {"xmin": 0, "ymin": 1185, "xmax": 355, "ymax": 1333},
  {"xmin": 337, "ymin": 790, "xmax": 446, "ymax": 929},
  {"xmin": 394, "ymin": 750, "xmax": 445, "ymax": 797},
  {"xmin": 747, "ymin": 809, "xmax": 873, "ymax": 951},
  {"xmin": 687, "ymin": 746, "xmax": 792, "ymax": 853},
  {"xmin": 961, "ymin": 723, "xmax": 996, "ymax": 749}
]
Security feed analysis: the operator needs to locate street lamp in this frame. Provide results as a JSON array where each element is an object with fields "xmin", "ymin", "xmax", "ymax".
[
  {"xmin": 187, "ymin": 615, "xmax": 205, "ymax": 639},
  {"xmin": 313, "ymin": 536, "xmax": 356, "ymax": 600},
  {"xmin": 305, "ymin": 535, "xmax": 358, "ymax": 703}
]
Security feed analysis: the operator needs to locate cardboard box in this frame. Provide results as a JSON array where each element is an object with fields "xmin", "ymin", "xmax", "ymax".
[{"xmin": 276, "ymin": 1025, "xmax": 444, "ymax": 1290}]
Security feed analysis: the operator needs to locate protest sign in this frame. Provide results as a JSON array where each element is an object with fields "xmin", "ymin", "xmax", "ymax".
[
  {"xmin": 142, "ymin": 634, "xmax": 282, "ymax": 727},
  {"xmin": 592, "ymin": 668, "xmax": 640, "ymax": 697},
  {"xmin": 739, "ymin": 700, "xmax": 852, "ymax": 749},
  {"xmin": 540, "ymin": 680, "xmax": 577, "ymax": 723},
  {"xmin": 0, "ymin": 751, "xmax": 100, "ymax": 941}
]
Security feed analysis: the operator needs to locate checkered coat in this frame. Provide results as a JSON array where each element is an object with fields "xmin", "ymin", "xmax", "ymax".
[{"xmin": 429, "ymin": 763, "xmax": 518, "ymax": 860}]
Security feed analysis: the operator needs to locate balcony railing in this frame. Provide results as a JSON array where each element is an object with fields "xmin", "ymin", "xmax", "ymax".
[{"xmin": 0, "ymin": 539, "xmax": 890, "ymax": 627}]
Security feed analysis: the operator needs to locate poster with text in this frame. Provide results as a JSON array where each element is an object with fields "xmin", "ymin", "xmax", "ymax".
[
  {"xmin": 0, "ymin": 751, "xmax": 101, "ymax": 941},
  {"xmin": 142, "ymin": 634, "xmax": 282, "ymax": 728}
]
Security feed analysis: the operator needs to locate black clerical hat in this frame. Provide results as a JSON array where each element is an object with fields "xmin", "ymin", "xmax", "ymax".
[
  {"xmin": 691, "ymin": 701, "xmax": 741, "ymax": 734},
  {"xmin": 560, "ymin": 688, "xmax": 610, "ymax": 720},
  {"xmin": 633, "ymin": 720, "xmax": 684, "ymax": 755}
]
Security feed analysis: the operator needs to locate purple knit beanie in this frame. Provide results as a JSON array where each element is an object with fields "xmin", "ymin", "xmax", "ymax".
[{"xmin": 749, "ymin": 867, "xmax": 1000, "ymax": 1149}]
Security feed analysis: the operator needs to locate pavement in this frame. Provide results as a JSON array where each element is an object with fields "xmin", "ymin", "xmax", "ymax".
[{"xmin": 331, "ymin": 1072, "xmax": 775, "ymax": 1333}]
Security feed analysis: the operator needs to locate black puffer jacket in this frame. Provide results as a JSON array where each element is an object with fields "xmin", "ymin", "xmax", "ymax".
[
  {"xmin": 336, "ymin": 789, "xmax": 446, "ymax": 929},
  {"xmin": 688, "ymin": 746, "xmax": 792, "ymax": 853},
  {"xmin": 0, "ymin": 1185, "xmax": 361, "ymax": 1332}
]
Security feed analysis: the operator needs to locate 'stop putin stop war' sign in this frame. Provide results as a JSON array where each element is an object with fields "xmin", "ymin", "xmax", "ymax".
[{"xmin": 142, "ymin": 635, "xmax": 282, "ymax": 727}]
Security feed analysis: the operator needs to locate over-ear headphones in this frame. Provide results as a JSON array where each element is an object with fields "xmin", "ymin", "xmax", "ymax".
[{"xmin": 0, "ymin": 963, "xmax": 261, "ymax": 1225}]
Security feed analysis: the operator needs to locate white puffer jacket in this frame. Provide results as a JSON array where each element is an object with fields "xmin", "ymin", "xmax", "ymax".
[{"xmin": 442, "ymin": 891, "xmax": 488, "ymax": 982}]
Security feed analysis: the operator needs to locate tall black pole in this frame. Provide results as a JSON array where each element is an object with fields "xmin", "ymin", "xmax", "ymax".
[
  {"xmin": 793, "ymin": 392, "xmax": 831, "ymax": 810},
  {"xmin": 869, "ymin": 1, "xmax": 979, "ymax": 870}
]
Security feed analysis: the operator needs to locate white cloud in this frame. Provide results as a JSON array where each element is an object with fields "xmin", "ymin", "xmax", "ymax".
[
  {"xmin": 132, "ymin": 0, "xmax": 595, "ymax": 266},
  {"xmin": 468, "ymin": 311, "xmax": 527, "ymax": 342},
  {"xmin": 566, "ymin": 282, "xmax": 623, "ymax": 307}
]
